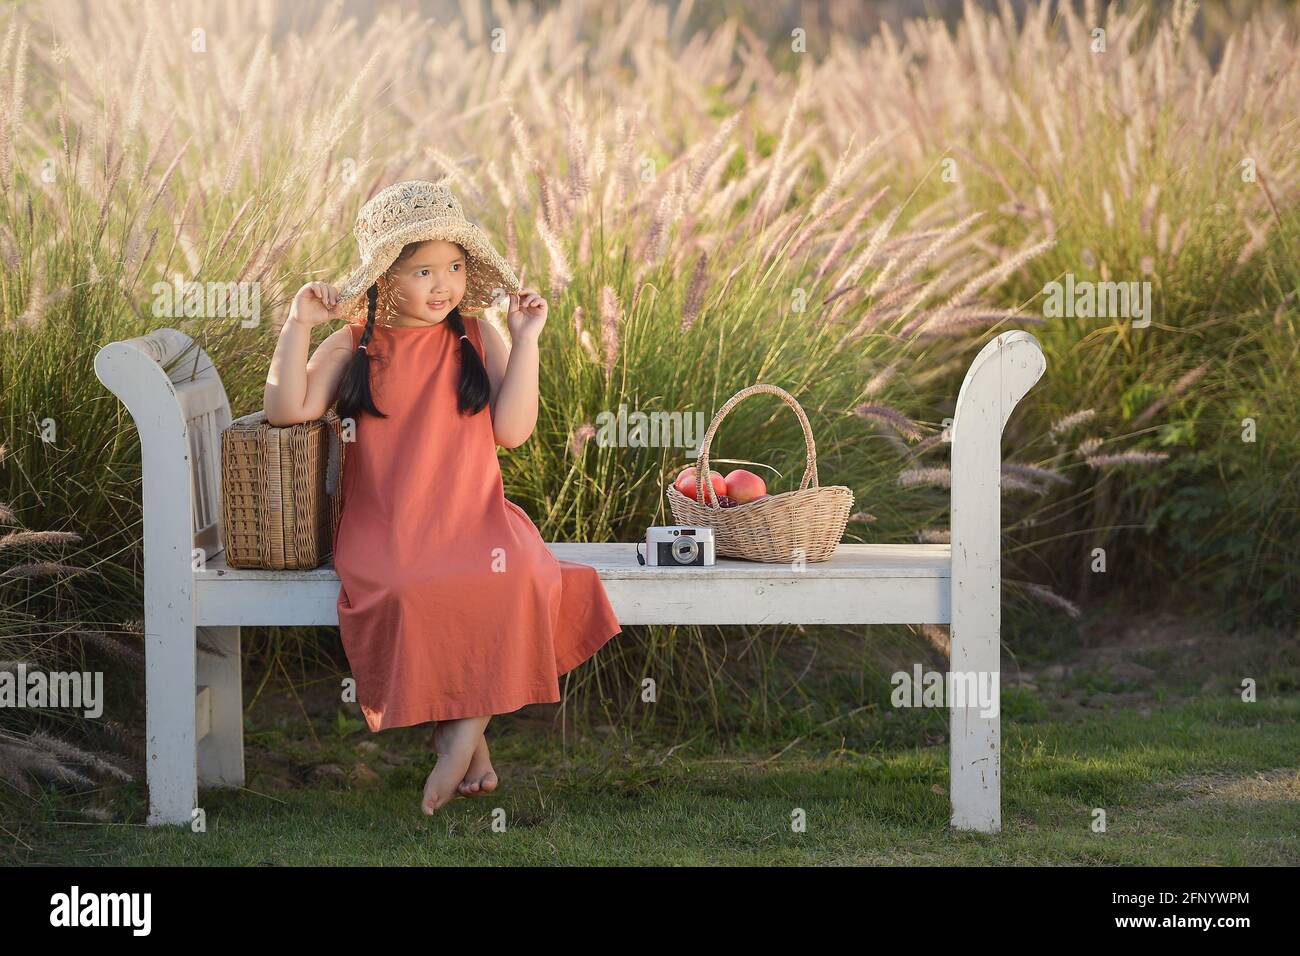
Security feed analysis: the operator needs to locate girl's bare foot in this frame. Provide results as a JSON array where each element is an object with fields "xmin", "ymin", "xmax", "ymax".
[
  {"xmin": 422, "ymin": 716, "xmax": 489, "ymax": 814},
  {"xmin": 457, "ymin": 733, "xmax": 499, "ymax": 797}
]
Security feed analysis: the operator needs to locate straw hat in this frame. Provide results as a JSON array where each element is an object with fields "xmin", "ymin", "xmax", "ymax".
[{"xmin": 330, "ymin": 179, "xmax": 521, "ymax": 321}]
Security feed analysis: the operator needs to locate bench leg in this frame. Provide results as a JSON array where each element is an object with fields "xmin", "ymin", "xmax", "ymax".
[
  {"xmin": 197, "ymin": 625, "xmax": 245, "ymax": 788},
  {"xmin": 949, "ymin": 614, "xmax": 1001, "ymax": 833},
  {"xmin": 145, "ymin": 612, "xmax": 198, "ymax": 827}
]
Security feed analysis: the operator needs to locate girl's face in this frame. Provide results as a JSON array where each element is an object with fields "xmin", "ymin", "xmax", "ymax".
[{"xmin": 380, "ymin": 239, "xmax": 468, "ymax": 323}]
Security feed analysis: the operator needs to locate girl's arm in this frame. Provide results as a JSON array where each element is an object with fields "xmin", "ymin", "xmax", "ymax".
[
  {"xmin": 264, "ymin": 282, "xmax": 353, "ymax": 425},
  {"xmin": 478, "ymin": 317, "xmax": 538, "ymax": 449},
  {"xmin": 479, "ymin": 289, "xmax": 548, "ymax": 448}
]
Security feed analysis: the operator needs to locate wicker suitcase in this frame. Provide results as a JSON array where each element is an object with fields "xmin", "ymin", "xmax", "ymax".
[{"xmin": 219, "ymin": 408, "xmax": 346, "ymax": 569}]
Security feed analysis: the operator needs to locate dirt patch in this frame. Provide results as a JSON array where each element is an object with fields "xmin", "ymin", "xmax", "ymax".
[
  {"xmin": 1005, "ymin": 610, "xmax": 1298, "ymax": 717},
  {"xmin": 1168, "ymin": 768, "xmax": 1300, "ymax": 804}
]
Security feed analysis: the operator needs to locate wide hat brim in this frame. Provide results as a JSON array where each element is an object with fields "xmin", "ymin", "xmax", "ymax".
[{"xmin": 329, "ymin": 215, "xmax": 522, "ymax": 322}]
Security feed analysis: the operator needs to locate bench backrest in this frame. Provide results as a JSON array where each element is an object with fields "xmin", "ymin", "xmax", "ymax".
[{"xmin": 95, "ymin": 328, "xmax": 232, "ymax": 564}]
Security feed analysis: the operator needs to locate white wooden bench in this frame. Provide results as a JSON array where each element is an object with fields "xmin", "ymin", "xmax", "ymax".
[{"xmin": 94, "ymin": 327, "xmax": 1045, "ymax": 833}]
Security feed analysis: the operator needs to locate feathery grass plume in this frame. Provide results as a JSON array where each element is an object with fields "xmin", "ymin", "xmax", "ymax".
[
  {"xmin": 562, "ymin": 97, "xmax": 592, "ymax": 204},
  {"xmin": 0, "ymin": 561, "xmax": 86, "ymax": 579},
  {"xmin": 1140, "ymin": 183, "xmax": 1161, "ymax": 234},
  {"xmin": 0, "ymin": 222, "xmax": 19, "ymax": 269},
  {"xmin": 26, "ymin": 730, "xmax": 134, "ymax": 783},
  {"xmin": 533, "ymin": 160, "xmax": 560, "ymax": 231},
  {"xmin": 612, "ymin": 105, "xmax": 640, "ymax": 210},
  {"xmin": 0, "ymin": 25, "xmax": 29, "ymax": 190},
  {"xmin": 74, "ymin": 630, "xmax": 145, "ymax": 668},
  {"xmin": 1001, "ymin": 472, "xmax": 1049, "ymax": 495},
  {"xmin": 0, "ymin": 732, "xmax": 96, "ymax": 790},
  {"xmin": 0, "ymin": 530, "xmax": 82, "ymax": 549},
  {"xmin": 536, "ymin": 212, "xmax": 572, "ymax": 299},
  {"xmin": 15, "ymin": 256, "xmax": 46, "ymax": 329},
  {"xmin": 577, "ymin": 222, "xmax": 591, "ymax": 264},
  {"xmin": 572, "ymin": 305, "xmax": 600, "ymax": 362},
  {"xmin": 0, "ymin": 748, "xmax": 38, "ymax": 797},
  {"xmin": 848, "ymin": 512, "xmax": 877, "ymax": 523},
  {"xmin": 787, "ymin": 195, "xmax": 853, "ymax": 263},
  {"xmin": 1003, "ymin": 462, "xmax": 1071, "ymax": 487},
  {"xmin": 918, "ymin": 624, "xmax": 951, "ymax": 657},
  {"xmin": 1020, "ymin": 581, "xmax": 1082, "ymax": 619},
  {"xmin": 910, "ymin": 309, "xmax": 1039, "ymax": 340},
  {"xmin": 758, "ymin": 210, "xmax": 805, "ymax": 265},
  {"xmin": 220, "ymin": 117, "xmax": 262, "ymax": 195},
  {"xmin": 949, "ymin": 237, "xmax": 1055, "ymax": 307},
  {"xmin": 237, "ymin": 34, "xmax": 270, "ymax": 118},
  {"xmin": 681, "ymin": 250, "xmax": 709, "ymax": 332},
  {"xmin": 817, "ymin": 186, "xmax": 889, "ymax": 280},
  {"xmin": 918, "ymin": 528, "xmax": 951, "ymax": 543},
  {"xmin": 809, "ymin": 132, "xmax": 878, "ymax": 220},
  {"xmin": 912, "ymin": 357, "xmax": 967, "ymax": 386},
  {"xmin": 1084, "ymin": 450, "xmax": 1171, "ymax": 469},
  {"xmin": 1131, "ymin": 364, "xmax": 1208, "ymax": 427},
  {"xmin": 1049, "ymin": 408, "xmax": 1096, "ymax": 440},
  {"xmin": 755, "ymin": 86, "xmax": 802, "ymax": 226},
  {"xmin": 863, "ymin": 360, "xmax": 899, "ymax": 398},
  {"xmin": 887, "ymin": 212, "xmax": 984, "ymax": 299},
  {"xmin": 135, "ymin": 111, "xmax": 174, "ymax": 192},
  {"xmin": 1235, "ymin": 218, "xmax": 1270, "ymax": 267},
  {"xmin": 818, "ymin": 286, "xmax": 864, "ymax": 332},
  {"xmin": 906, "ymin": 432, "xmax": 948, "ymax": 460},
  {"xmin": 839, "ymin": 202, "xmax": 904, "ymax": 287},
  {"xmin": 1077, "ymin": 437, "xmax": 1103, "ymax": 458},
  {"xmin": 688, "ymin": 112, "xmax": 741, "ymax": 198},
  {"xmin": 1168, "ymin": 218, "xmax": 1191, "ymax": 260},
  {"xmin": 855, "ymin": 403, "xmax": 923, "ymax": 442},
  {"xmin": 599, "ymin": 284, "xmax": 621, "ymax": 384},
  {"xmin": 642, "ymin": 178, "xmax": 681, "ymax": 264},
  {"xmin": 568, "ymin": 422, "xmax": 596, "ymax": 457},
  {"xmin": 898, "ymin": 466, "xmax": 952, "ymax": 489}
]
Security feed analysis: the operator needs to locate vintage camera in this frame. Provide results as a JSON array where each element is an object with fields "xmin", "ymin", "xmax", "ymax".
[{"xmin": 637, "ymin": 526, "xmax": 716, "ymax": 566}]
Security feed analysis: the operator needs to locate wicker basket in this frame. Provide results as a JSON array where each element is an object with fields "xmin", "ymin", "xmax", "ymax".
[
  {"xmin": 666, "ymin": 384, "xmax": 854, "ymax": 563},
  {"xmin": 219, "ymin": 408, "xmax": 346, "ymax": 569}
]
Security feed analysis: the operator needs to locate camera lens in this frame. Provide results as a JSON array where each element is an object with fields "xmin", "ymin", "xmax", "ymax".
[{"xmin": 671, "ymin": 536, "xmax": 700, "ymax": 564}]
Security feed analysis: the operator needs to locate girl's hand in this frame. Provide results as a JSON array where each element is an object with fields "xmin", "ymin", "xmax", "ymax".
[
  {"xmin": 506, "ymin": 289, "xmax": 547, "ymax": 342},
  {"xmin": 288, "ymin": 281, "xmax": 339, "ymax": 328}
]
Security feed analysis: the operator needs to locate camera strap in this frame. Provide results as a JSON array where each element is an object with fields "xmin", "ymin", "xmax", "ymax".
[{"xmin": 635, "ymin": 543, "xmax": 646, "ymax": 565}]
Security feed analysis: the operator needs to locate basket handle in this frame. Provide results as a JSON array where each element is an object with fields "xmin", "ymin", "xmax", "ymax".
[{"xmin": 693, "ymin": 384, "xmax": 819, "ymax": 509}]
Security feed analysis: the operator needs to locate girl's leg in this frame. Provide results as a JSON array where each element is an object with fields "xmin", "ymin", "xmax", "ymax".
[
  {"xmin": 422, "ymin": 714, "xmax": 491, "ymax": 813},
  {"xmin": 457, "ymin": 728, "xmax": 498, "ymax": 796}
]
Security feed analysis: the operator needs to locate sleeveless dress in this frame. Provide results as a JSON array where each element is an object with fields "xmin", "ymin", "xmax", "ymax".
[{"xmin": 331, "ymin": 316, "xmax": 622, "ymax": 731}]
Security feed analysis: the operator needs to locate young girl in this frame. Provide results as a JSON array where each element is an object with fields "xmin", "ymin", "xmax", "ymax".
[{"xmin": 263, "ymin": 180, "xmax": 622, "ymax": 815}]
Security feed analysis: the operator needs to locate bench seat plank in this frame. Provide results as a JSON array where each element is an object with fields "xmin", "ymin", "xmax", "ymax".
[{"xmin": 194, "ymin": 543, "xmax": 952, "ymax": 626}]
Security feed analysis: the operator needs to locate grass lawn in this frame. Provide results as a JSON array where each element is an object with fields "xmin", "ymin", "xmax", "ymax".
[{"xmin": 9, "ymin": 613, "xmax": 1298, "ymax": 866}]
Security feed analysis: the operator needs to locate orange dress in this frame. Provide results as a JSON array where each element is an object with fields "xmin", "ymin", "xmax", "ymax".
[{"xmin": 332, "ymin": 316, "xmax": 622, "ymax": 731}]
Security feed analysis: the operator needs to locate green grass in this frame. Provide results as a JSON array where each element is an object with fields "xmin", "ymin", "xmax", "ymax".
[{"xmin": 11, "ymin": 694, "xmax": 1296, "ymax": 866}]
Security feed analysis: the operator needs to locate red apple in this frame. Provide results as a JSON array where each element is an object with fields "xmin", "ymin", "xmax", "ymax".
[
  {"xmin": 674, "ymin": 466, "xmax": 727, "ymax": 502},
  {"xmin": 723, "ymin": 468, "xmax": 767, "ymax": 503}
]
